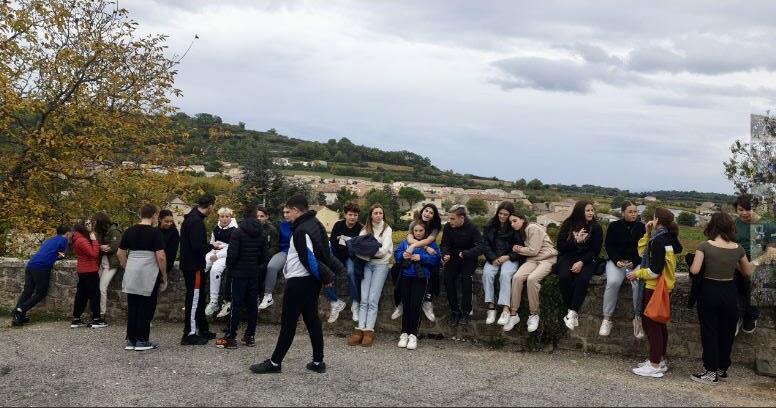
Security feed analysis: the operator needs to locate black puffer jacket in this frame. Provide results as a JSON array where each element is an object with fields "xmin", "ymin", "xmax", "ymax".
[
  {"xmin": 179, "ymin": 208, "xmax": 213, "ymax": 271},
  {"xmin": 481, "ymin": 223, "xmax": 522, "ymax": 264},
  {"xmin": 226, "ymin": 218, "xmax": 267, "ymax": 279},
  {"xmin": 290, "ymin": 211, "xmax": 343, "ymax": 285}
]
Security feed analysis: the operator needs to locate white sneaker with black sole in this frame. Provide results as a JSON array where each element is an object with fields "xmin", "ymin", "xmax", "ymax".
[{"xmin": 70, "ymin": 318, "xmax": 87, "ymax": 328}]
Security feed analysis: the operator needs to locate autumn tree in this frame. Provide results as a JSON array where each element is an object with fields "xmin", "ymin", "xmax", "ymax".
[
  {"xmin": 0, "ymin": 0, "xmax": 182, "ymax": 231},
  {"xmin": 724, "ymin": 113, "xmax": 776, "ymax": 209}
]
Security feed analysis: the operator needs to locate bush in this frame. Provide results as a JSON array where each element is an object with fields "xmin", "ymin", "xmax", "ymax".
[{"xmin": 510, "ymin": 274, "xmax": 567, "ymax": 351}]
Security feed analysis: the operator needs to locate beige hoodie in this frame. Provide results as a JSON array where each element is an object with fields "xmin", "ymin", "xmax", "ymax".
[{"xmin": 516, "ymin": 223, "xmax": 558, "ymax": 261}]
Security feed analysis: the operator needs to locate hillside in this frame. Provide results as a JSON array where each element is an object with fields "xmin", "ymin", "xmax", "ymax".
[{"xmin": 171, "ymin": 112, "xmax": 735, "ymax": 204}]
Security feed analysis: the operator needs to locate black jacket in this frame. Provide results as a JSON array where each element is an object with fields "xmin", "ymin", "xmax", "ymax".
[
  {"xmin": 291, "ymin": 210, "xmax": 344, "ymax": 285},
  {"xmin": 441, "ymin": 218, "xmax": 483, "ymax": 261},
  {"xmin": 604, "ymin": 219, "xmax": 646, "ymax": 266},
  {"xmin": 226, "ymin": 218, "xmax": 267, "ymax": 279},
  {"xmin": 329, "ymin": 219, "xmax": 363, "ymax": 263},
  {"xmin": 212, "ymin": 223, "xmax": 237, "ymax": 244},
  {"xmin": 480, "ymin": 223, "xmax": 522, "ymax": 264},
  {"xmin": 160, "ymin": 226, "xmax": 180, "ymax": 273},
  {"xmin": 557, "ymin": 221, "xmax": 603, "ymax": 265},
  {"xmin": 179, "ymin": 208, "xmax": 213, "ymax": 271}
]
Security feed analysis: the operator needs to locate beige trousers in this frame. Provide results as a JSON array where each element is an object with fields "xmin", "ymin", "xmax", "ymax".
[{"xmin": 510, "ymin": 257, "xmax": 557, "ymax": 314}]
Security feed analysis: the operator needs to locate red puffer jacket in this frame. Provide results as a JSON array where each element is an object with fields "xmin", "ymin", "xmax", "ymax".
[{"xmin": 73, "ymin": 232, "xmax": 100, "ymax": 274}]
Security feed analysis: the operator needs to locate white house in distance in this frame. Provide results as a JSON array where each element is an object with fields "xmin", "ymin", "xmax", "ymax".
[{"xmin": 536, "ymin": 210, "xmax": 570, "ymax": 228}]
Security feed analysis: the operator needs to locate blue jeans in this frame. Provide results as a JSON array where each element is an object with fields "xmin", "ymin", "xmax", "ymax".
[
  {"xmin": 345, "ymin": 258, "xmax": 359, "ymax": 302},
  {"xmin": 358, "ymin": 262, "xmax": 390, "ymax": 330},
  {"xmin": 482, "ymin": 260, "xmax": 519, "ymax": 306}
]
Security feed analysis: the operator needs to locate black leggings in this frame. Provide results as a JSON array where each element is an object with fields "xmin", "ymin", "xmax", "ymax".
[
  {"xmin": 271, "ymin": 276, "xmax": 324, "ymax": 364},
  {"xmin": 401, "ymin": 277, "xmax": 428, "ymax": 335},
  {"xmin": 556, "ymin": 256, "xmax": 595, "ymax": 312},
  {"xmin": 698, "ymin": 280, "xmax": 739, "ymax": 372},
  {"xmin": 16, "ymin": 267, "xmax": 51, "ymax": 314},
  {"xmin": 126, "ymin": 279, "xmax": 160, "ymax": 343},
  {"xmin": 73, "ymin": 273, "xmax": 100, "ymax": 320},
  {"xmin": 444, "ymin": 258, "xmax": 477, "ymax": 315}
]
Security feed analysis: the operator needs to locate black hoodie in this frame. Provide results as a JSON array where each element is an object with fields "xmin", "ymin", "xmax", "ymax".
[
  {"xmin": 441, "ymin": 218, "xmax": 483, "ymax": 261},
  {"xmin": 179, "ymin": 208, "xmax": 213, "ymax": 271},
  {"xmin": 226, "ymin": 217, "xmax": 267, "ymax": 279}
]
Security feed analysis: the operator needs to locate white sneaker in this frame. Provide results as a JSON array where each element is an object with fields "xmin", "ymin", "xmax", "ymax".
[
  {"xmin": 406, "ymin": 334, "xmax": 418, "ymax": 350},
  {"xmin": 327, "ymin": 300, "xmax": 347, "ymax": 323},
  {"xmin": 351, "ymin": 302, "xmax": 360, "ymax": 322},
  {"xmin": 205, "ymin": 302, "xmax": 219, "ymax": 317},
  {"xmin": 632, "ymin": 363, "xmax": 664, "ymax": 378},
  {"xmin": 564, "ymin": 310, "xmax": 578, "ymax": 331},
  {"xmin": 398, "ymin": 333, "xmax": 409, "ymax": 348},
  {"xmin": 633, "ymin": 317, "xmax": 645, "ymax": 339},
  {"xmin": 502, "ymin": 315, "xmax": 520, "ymax": 332},
  {"xmin": 421, "ymin": 301, "xmax": 436, "ymax": 322},
  {"xmin": 638, "ymin": 359, "xmax": 668, "ymax": 373},
  {"xmin": 486, "ymin": 309, "xmax": 497, "ymax": 325},
  {"xmin": 391, "ymin": 304, "xmax": 403, "ymax": 320},
  {"xmin": 216, "ymin": 301, "xmax": 231, "ymax": 318},
  {"xmin": 258, "ymin": 294, "xmax": 274, "ymax": 310},
  {"xmin": 496, "ymin": 311, "xmax": 510, "ymax": 326},
  {"xmin": 599, "ymin": 319, "xmax": 613, "ymax": 336},
  {"xmin": 527, "ymin": 314, "xmax": 540, "ymax": 333}
]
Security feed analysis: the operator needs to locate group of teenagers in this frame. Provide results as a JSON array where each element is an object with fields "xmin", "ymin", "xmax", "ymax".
[{"xmin": 10, "ymin": 191, "xmax": 775, "ymax": 384}]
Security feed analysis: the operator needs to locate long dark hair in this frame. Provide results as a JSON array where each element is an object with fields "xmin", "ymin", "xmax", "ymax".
[
  {"xmin": 511, "ymin": 211, "xmax": 529, "ymax": 242},
  {"xmin": 560, "ymin": 200, "xmax": 596, "ymax": 239},
  {"xmin": 489, "ymin": 201, "xmax": 515, "ymax": 230},
  {"xmin": 415, "ymin": 203, "xmax": 442, "ymax": 233},
  {"xmin": 704, "ymin": 212, "xmax": 736, "ymax": 242},
  {"xmin": 73, "ymin": 220, "xmax": 92, "ymax": 242},
  {"xmin": 93, "ymin": 212, "xmax": 111, "ymax": 236},
  {"xmin": 158, "ymin": 209, "xmax": 176, "ymax": 228},
  {"xmin": 654, "ymin": 207, "xmax": 679, "ymax": 237}
]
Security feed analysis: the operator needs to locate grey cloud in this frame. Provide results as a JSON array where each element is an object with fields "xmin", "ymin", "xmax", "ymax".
[{"xmin": 491, "ymin": 57, "xmax": 596, "ymax": 93}]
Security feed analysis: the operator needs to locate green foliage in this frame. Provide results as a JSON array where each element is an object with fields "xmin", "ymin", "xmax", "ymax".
[
  {"xmin": 527, "ymin": 178, "xmax": 544, "ymax": 190},
  {"xmin": 467, "ymin": 198, "xmax": 488, "ymax": 215},
  {"xmin": 514, "ymin": 178, "xmax": 528, "ymax": 189},
  {"xmin": 611, "ymin": 196, "xmax": 626, "ymax": 210},
  {"xmin": 524, "ymin": 275, "xmax": 567, "ymax": 350},
  {"xmin": 331, "ymin": 187, "xmax": 358, "ymax": 212},
  {"xmin": 677, "ymin": 211, "xmax": 697, "ymax": 226},
  {"xmin": 363, "ymin": 187, "xmax": 401, "ymax": 225},
  {"xmin": 204, "ymin": 160, "xmax": 223, "ymax": 172},
  {"xmin": 398, "ymin": 186, "xmax": 425, "ymax": 208},
  {"xmin": 470, "ymin": 216, "xmax": 489, "ymax": 230}
]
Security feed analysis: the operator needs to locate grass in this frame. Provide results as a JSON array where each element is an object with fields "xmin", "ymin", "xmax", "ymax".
[
  {"xmin": 678, "ymin": 225, "xmax": 705, "ymax": 252},
  {"xmin": 365, "ymin": 162, "xmax": 414, "ymax": 172}
]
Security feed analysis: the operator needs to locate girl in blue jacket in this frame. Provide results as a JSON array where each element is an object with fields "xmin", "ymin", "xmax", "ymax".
[{"xmin": 394, "ymin": 223, "xmax": 442, "ymax": 350}]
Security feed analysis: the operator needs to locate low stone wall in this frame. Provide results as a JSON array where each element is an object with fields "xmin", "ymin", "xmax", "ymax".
[{"xmin": 1, "ymin": 258, "xmax": 773, "ymax": 365}]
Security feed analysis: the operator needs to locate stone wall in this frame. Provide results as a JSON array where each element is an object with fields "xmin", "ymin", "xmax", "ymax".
[{"xmin": 1, "ymin": 258, "xmax": 773, "ymax": 365}]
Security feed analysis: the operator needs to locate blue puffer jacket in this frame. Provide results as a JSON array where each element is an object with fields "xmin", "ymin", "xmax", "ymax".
[{"xmin": 393, "ymin": 240, "xmax": 442, "ymax": 279}]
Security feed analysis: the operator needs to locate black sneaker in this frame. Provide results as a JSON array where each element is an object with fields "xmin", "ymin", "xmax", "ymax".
[
  {"xmin": 134, "ymin": 341, "xmax": 159, "ymax": 351},
  {"xmin": 22, "ymin": 315, "xmax": 30, "ymax": 324},
  {"xmin": 125, "ymin": 340, "xmax": 136, "ymax": 351},
  {"xmin": 91, "ymin": 319, "xmax": 108, "ymax": 329},
  {"xmin": 448, "ymin": 313, "xmax": 460, "ymax": 327},
  {"xmin": 11, "ymin": 309, "xmax": 24, "ymax": 327},
  {"xmin": 180, "ymin": 334, "xmax": 209, "ymax": 345},
  {"xmin": 306, "ymin": 361, "xmax": 327, "ymax": 374},
  {"xmin": 691, "ymin": 370, "xmax": 719, "ymax": 385},
  {"xmin": 742, "ymin": 317, "xmax": 757, "ymax": 334},
  {"xmin": 200, "ymin": 330, "xmax": 217, "ymax": 340},
  {"xmin": 70, "ymin": 318, "xmax": 87, "ymax": 328},
  {"xmin": 717, "ymin": 370, "xmax": 728, "ymax": 381},
  {"xmin": 250, "ymin": 359, "xmax": 281, "ymax": 374},
  {"xmin": 459, "ymin": 314, "xmax": 471, "ymax": 326},
  {"xmin": 242, "ymin": 335, "xmax": 256, "ymax": 347}
]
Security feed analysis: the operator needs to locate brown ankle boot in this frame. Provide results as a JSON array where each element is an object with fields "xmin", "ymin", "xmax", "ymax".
[
  {"xmin": 361, "ymin": 330, "xmax": 375, "ymax": 347},
  {"xmin": 347, "ymin": 329, "xmax": 363, "ymax": 346}
]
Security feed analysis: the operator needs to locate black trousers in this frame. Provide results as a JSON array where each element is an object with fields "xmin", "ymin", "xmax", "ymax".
[
  {"xmin": 16, "ymin": 267, "xmax": 51, "ymax": 314},
  {"xmin": 425, "ymin": 266, "xmax": 441, "ymax": 302},
  {"xmin": 183, "ymin": 268, "xmax": 209, "ymax": 336},
  {"xmin": 698, "ymin": 280, "xmax": 739, "ymax": 372},
  {"xmin": 228, "ymin": 277, "xmax": 259, "ymax": 339},
  {"xmin": 556, "ymin": 256, "xmax": 595, "ymax": 312},
  {"xmin": 126, "ymin": 279, "xmax": 161, "ymax": 343},
  {"xmin": 734, "ymin": 270, "xmax": 759, "ymax": 322},
  {"xmin": 444, "ymin": 258, "xmax": 477, "ymax": 315},
  {"xmin": 271, "ymin": 276, "xmax": 324, "ymax": 364},
  {"xmin": 73, "ymin": 273, "xmax": 100, "ymax": 320},
  {"xmin": 401, "ymin": 277, "xmax": 428, "ymax": 335}
]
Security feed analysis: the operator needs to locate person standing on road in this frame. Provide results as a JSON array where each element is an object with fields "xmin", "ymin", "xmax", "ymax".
[
  {"xmin": 12, "ymin": 225, "xmax": 72, "ymax": 326},
  {"xmin": 179, "ymin": 194, "xmax": 217, "ymax": 345},
  {"xmin": 118, "ymin": 204, "xmax": 167, "ymax": 351},
  {"xmin": 599, "ymin": 201, "xmax": 647, "ymax": 338},
  {"xmin": 216, "ymin": 204, "xmax": 266, "ymax": 349},
  {"xmin": 250, "ymin": 195, "xmax": 343, "ymax": 375},
  {"xmin": 688, "ymin": 212, "xmax": 754, "ymax": 385},
  {"xmin": 70, "ymin": 219, "xmax": 105, "ymax": 329},
  {"xmin": 158, "ymin": 209, "xmax": 180, "ymax": 276},
  {"xmin": 440, "ymin": 205, "xmax": 483, "ymax": 327}
]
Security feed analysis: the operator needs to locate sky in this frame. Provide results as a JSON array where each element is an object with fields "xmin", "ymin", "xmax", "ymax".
[{"xmin": 127, "ymin": 0, "xmax": 776, "ymax": 194}]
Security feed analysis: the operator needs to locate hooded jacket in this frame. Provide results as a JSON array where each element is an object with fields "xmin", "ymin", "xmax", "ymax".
[
  {"xmin": 287, "ymin": 210, "xmax": 343, "ymax": 284},
  {"xmin": 226, "ymin": 217, "xmax": 267, "ymax": 279},
  {"xmin": 73, "ymin": 232, "xmax": 101, "ymax": 274},
  {"xmin": 441, "ymin": 218, "xmax": 483, "ymax": 261},
  {"xmin": 633, "ymin": 228, "xmax": 684, "ymax": 291},
  {"xmin": 179, "ymin": 207, "xmax": 214, "ymax": 271},
  {"xmin": 211, "ymin": 218, "xmax": 238, "ymax": 245},
  {"xmin": 97, "ymin": 223, "xmax": 123, "ymax": 269}
]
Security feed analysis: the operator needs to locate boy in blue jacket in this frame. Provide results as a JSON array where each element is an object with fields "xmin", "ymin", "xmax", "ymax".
[{"xmin": 394, "ymin": 223, "xmax": 441, "ymax": 350}]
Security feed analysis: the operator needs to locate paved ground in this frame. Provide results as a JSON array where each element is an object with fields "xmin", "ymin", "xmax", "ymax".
[{"xmin": 0, "ymin": 320, "xmax": 774, "ymax": 407}]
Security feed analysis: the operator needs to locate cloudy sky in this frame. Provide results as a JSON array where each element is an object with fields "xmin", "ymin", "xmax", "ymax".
[{"xmin": 129, "ymin": 0, "xmax": 776, "ymax": 194}]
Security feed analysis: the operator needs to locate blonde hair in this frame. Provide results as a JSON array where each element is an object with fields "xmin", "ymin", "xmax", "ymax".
[{"xmin": 217, "ymin": 207, "xmax": 233, "ymax": 217}]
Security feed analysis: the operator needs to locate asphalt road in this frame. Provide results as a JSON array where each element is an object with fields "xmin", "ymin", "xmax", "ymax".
[{"xmin": 0, "ymin": 320, "xmax": 774, "ymax": 407}]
